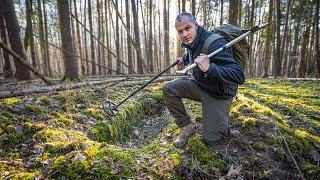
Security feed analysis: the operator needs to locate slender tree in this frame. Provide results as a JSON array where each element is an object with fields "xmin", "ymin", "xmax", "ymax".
[
  {"xmin": 57, "ymin": 0, "xmax": 78, "ymax": 80},
  {"xmin": 42, "ymin": 0, "xmax": 51, "ymax": 76},
  {"xmin": 2, "ymin": 0, "xmax": 31, "ymax": 80},
  {"xmin": 273, "ymin": 0, "xmax": 281, "ymax": 77},
  {"xmin": 73, "ymin": 0, "xmax": 84, "ymax": 74},
  {"xmin": 115, "ymin": 0, "xmax": 120, "ymax": 74},
  {"xmin": 262, "ymin": 0, "xmax": 273, "ymax": 77},
  {"xmin": 229, "ymin": 0, "xmax": 239, "ymax": 26},
  {"xmin": 0, "ymin": 14, "xmax": 13, "ymax": 78},
  {"xmin": 163, "ymin": 0, "xmax": 170, "ymax": 73},
  {"xmin": 125, "ymin": 0, "xmax": 133, "ymax": 74},
  {"xmin": 131, "ymin": 0, "xmax": 144, "ymax": 73},
  {"xmin": 314, "ymin": 0, "xmax": 319, "ymax": 76},
  {"xmin": 191, "ymin": 0, "xmax": 196, "ymax": 16},
  {"xmin": 220, "ymin": 0, "xmax": 223, "ymax": 25},
  {"xmin": 88, "ymin": 0, "xmax": 96, "ymax": 74},
  {"xmin": 25, "ymin": 0, "xmax": 37, "ymax": 70},
  {"xmin": 298, "ymin": 20, "xmax": 311, "ymax": 78},
  {"xmin": 148, "ymin": 0, "xmax": 154, "ymax": 72}
]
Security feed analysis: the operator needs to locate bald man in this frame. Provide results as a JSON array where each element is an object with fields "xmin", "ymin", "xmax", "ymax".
[{"xmin": 162, "ymin": 12, "xmax": 245, "ymax": 146}]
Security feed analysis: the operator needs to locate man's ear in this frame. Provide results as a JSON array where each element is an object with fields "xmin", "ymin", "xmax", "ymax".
[{"xmin": 194, "ymin": 21, "xmax": 199, "ymax": 29}]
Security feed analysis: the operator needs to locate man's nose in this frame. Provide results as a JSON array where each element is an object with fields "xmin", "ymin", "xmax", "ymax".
[{"xmin": 182, "ymin": 31, "xmax": 189, "ymax": 37}]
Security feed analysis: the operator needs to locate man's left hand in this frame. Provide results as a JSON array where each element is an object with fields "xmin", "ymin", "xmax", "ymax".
[{"xmin": 194, "ymin": 53, "xmax": 210, "ymax": 72}]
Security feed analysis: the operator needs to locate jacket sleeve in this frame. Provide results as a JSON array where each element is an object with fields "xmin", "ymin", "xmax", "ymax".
[{"xmin": 205, "ymin": 38, "xmax": 245, "ymax": 85}]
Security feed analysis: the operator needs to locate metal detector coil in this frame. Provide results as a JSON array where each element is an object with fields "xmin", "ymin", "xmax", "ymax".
[{"xmin": 102, "ymin": 100, "xmax": 119, "ymax": 116}]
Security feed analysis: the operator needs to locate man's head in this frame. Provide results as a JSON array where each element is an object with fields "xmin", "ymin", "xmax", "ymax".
[{"xmin": 175, "ymin": 12, "xmax": 198, "ymax": 45}]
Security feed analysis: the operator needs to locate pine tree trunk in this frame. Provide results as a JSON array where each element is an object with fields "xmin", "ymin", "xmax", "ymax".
[
  {"xmin": 25, "ymin": 0, "xmax": 37, "ymax": 70},
  {"xmin": 105, "ymin": 0, "xmax": 112, "ymax": 75},
  {"xmin": 163, "ymin": 0, "xmax": 170, "ymax": 74},
  {"xmin": 125, "ymin": 0, "xmax": 133, "ymax": 74},
  {"xmin": 115, "ymin": 0, "xmax": 120, "ymax": 74},
  {"xmin": 280, "ymin": 0, "xmax": 291, "ymax": 75},
  {"xmin": 88, "ymin": 0, "xmax": 96, "ymax": 74},
  {"xmin": 57, "ymin": 0, "xmax": 78, "ymax": 80},
  {"xmin": 97, "ymin": 0, "xmax": 102, "ymax": 74},
  {"xmin": 228, "ymin": 0, "xmax": 238, "ymax": 26},
  {"xmin": 36, "ymin": 0, "xmax": 47, "ymax": 75},
  {"xmin": 2, "ymin": 0, "xmax": 31, "ymax": 80},
  {"xmin": 238, "ymin": 0, "xmax": 242, "ymax": 27},
  {"xmin": 298, "ymin": 22, "xmax": 311, "ymax": 78},
  {"xmin": 220, "ymin": 0, "xmax": 223, "ymax": 25},
  {"xmin": 83, "ymin": 0, "xmax": 89, "ymax": 74},
  {"xmin": 148, "ymin": 0, "xmax": 154, "ymax": 72},
  {"xmin": 0, "ymin": 15, "xmax": 13, "ymax": 79},
  {"xmin": 314, "ymin": 0, "xmax": 319, "ymax": 76},
  {"xmin": 43, "ymin": 0, "xmax": 51, "ymax": 76},
  {"xmin": 273, "ymin": 0, "xmax": 281, "ymax": 77},
  {"xmin": 182, "ymin": 0, "xmax": 186, "ymax": 12},
  {"xmin": 191, "ymin": 0, "xmax": 196, "ymax": 16},
  {"xmin": 73, "ymin": 0, "xmax": 84, "ymax": 75},
  {"xmin": 131, "ymin": 0, "xmax": 144, "ymax": 74},
  {"xmin": 248, "ymin": 0, "xmax": 255, "ymax": 76},
  {"xmin": 262, "ymin": 0, "xmax": 273, "ymax": 78}
]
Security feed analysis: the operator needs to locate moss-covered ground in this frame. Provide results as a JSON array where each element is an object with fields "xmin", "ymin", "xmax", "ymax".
[{"xmin": 0, "ymin": 78, "xmax": 319, "ymax": 179}]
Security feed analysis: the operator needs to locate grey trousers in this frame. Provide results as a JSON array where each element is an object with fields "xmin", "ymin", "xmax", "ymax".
[{"xmin": 162, "ymin": 77, "xmax": 233, "ymax": 143}]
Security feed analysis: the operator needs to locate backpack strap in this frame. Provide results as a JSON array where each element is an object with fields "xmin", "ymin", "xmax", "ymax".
[{"xmin": 202, "ymin": 34, "xmax": 224, "ymax": 55}]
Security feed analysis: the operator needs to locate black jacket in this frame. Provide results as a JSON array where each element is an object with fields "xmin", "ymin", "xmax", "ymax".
[{"xmin": 182, "ymin": 26, "xmax": 245, "ymax": 99}]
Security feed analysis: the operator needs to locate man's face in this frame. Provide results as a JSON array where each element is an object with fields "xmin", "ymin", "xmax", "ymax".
[{"xmin": 175, "ymin": 17, "xmax": 198, "ymax": 45}]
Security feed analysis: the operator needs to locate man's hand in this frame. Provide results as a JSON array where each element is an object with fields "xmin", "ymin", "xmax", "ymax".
[
  {"xmin": 194, "ymin": 53, "xmax": 210, "ymax": 72},
  {"xmin": 177, "ymin": 57, "xmax": 184, "ymax": 66}
]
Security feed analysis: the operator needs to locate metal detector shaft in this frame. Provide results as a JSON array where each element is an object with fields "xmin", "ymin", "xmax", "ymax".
[
  {"xmin": 113, "ymin": 59, "xmax": 180, "ymax": 109},
  {"xmin": 176, "ymin": 21, "xmax": 274, "ymax": 74}
]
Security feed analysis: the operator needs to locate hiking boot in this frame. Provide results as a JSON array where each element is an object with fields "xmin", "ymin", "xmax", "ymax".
[{"xmin": 173, "ymin": 122, "xmax": 202, "ymax": 147}]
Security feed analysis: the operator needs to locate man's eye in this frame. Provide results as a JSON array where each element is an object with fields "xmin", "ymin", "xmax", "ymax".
[{"xmin": 186, "ymin": 27, "xmax": 190, "ymax": 31}]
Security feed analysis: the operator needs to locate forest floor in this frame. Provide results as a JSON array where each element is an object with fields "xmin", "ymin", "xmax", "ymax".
[{"xmin": 0, "ymin": 77, "xmax": 319, "ymax": 179}]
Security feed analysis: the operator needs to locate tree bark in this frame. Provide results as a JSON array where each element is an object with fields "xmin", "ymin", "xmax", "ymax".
[
  {"xmin": 57, "ymin": 0, "xmax": 78, "ymax": 80},
  {"xmin": 191, "ymin": 0, "xmax": 196, "ymax": 16},
  {"xmin": 182, "ymin": 0, "xmax": 186, "ymax": 12},
  {"xmin": 163, "ymin": 0, "xmax": 170, "ymax": 74},
  {"xmin": 228, "ymin": 0, "xmax": 239, "ymax": 26},
  {"xmin": 115, "ymin": 0, "xmax": 121, "ymax": 74},
  {"xmin": 280, "ymin": 0, "xmax": 291, "ymax": 75},
  {"xmin": 88, "ymin": 0, "xmax": 96, "ymax": 74},
  {"xmin": 262, "ymin": 0, "xmax": 273, "ymax": 78},
  {"xmin": 248, "ymin": 0, "xmax": 255, "ymax": 76},
  {"xmin": 73, "ymin": 0, "xmax": 84, "ymax": 75},
  {"xmin": 298, "ymin": 21, "xmax": 311, "ymax": 78},
  {"xmin": 0, "ymin": 15, "xmax": 13, "ymax": 79},
  {"xmin": 220, "ymin": 0, "xmax": 223, "ymax": 25},
  {"xmin": 314, "ymin": 0, "xmax": 319, "ymax": 76},
  {"xmin": 273, "ymin": 0, "xmax": 281, "ymax": 77},
  {"xmin": 148, "ymin": 0, "xmax": 154, "ymax": 72},
  {"xmin": 125, "ymin": 0, "xmax": 133, "ymax": 74},
  {"xmin": 42, "ymin": 0, "xmax": 51, "ymax": 76},
  {"xmin": 25, "ymin": 0, "xmax": 38, "ymax": 70},
  {"xmin": 131, "ymin": 0, "xmax": 144, "ymax": 74},
  {"xmin": 2, "ymin": 0, "xmax": 32, "ymax": 80}
]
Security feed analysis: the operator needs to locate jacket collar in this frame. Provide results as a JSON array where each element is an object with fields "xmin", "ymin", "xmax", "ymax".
[{"xmin": 180, "ymin": 26, "xmax": 205, "ymax": 51}]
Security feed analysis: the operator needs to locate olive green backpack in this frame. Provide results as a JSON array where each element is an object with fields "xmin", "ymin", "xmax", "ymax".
[{"xmin": 202, "ymin": 24, "xmax": 250, "ymax": 68}]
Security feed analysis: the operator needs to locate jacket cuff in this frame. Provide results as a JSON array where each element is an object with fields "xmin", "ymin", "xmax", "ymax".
[{"xmin": 205, "ymin": 63, "xmax": 219, "ymax": 79}]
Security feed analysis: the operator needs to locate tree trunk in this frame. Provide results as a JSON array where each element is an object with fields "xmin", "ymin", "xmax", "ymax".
[
  {"xmin": 314, "ymin": 0, "xmax": 319, "ymax": 76},
  {"xmin": 280, "ymin": 0, "xmax": 291, "ymax": 75},
  {"xmin": 131, "ymin": 0, "xmax": 144, "ymax": 74},
  {"xmin": 238, "ymin": 0, "xmax": 242, "ymax": 27},
  {"xmin": 0, "ymin": 15, "xmax": 13, "ymax": 78},
  {"xmin": 83, "ymin": 0, "xmax": 89, "ymax": 74},
  {"xmin": 57, "ymin": 0, "xmax": 78, "ymax": 80},
  {"xmin": 191, "ymin": 0, "xmax": 196, "ymax": 16},
  {"xmin": 43, "ymin": 0, "xmax": 51, "ymax": 76},
  {"xmin": 97, "ymin": 0, "xmax": 102, "ymax": 74},
  {"xmin": 115, "ymin": 0, "xmax": 120, "ymax": 74},
  {"xmin": 36, "ymin": 0, "xmax": 47, "ymax": 75},
  {"xmin": 164, "ymin": 0, "xmax": 170, "ymax": 73},
  {"xmin": 148, "ymin": 0, "xmax": 154, "ymax": 72},
  {"xmin": 25, "ymin": 0, "xmax": 37, "ymax": 70},
  {"xmin": 220, "ymin": 0, "xmax": 223, "ymax": 25},
  {"xmin": 229, "ymin": 0, "xmax": 238, "ymax": 26},
  {"xmin": 125, "ymin": 0, "xmax": 133, "ymax": 74},
  {"xmin": 2, "ymin": 0, "xmax": 31, "ymax": 80},
  {"xmin": 73, "ymin": 0, "xmax": 84, "ymax": 75},
  {"xmin": 105, "ymin": 0, "xmax": 112, "ymax": 75},
  {"xmin": 182, "ymin": 0, "xmax": 186, "ymax": 12},
  {"xmin": 88, "ymin": 0, "xmax": 96, "ymax": 74},
  {"xmin": 298, "ymin": 21, "xmax": 311, "ymax": 78},
  {"xmin": 273, "ymin": 0, "xmax": 281, "ymax": 77},
  {"xmin": 248, "ymin": 0, "xmax": 255, "ymax": 76},
  {"xmin": 262, "ymin": 0, "xmax": 273, "ymax": 78}
]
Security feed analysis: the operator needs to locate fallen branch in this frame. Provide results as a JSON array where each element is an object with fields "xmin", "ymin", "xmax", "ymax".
[{"xmin": 0, "ymin": 41, "xmax": 52, "ymax": 85}]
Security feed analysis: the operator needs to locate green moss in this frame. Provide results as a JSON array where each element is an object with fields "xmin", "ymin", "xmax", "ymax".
[
  {"xmin": 252, "ymin": 141, "xmax": 267, "ymax": 151},
  {"xmin": 0, "ymin": 127, "xmax": 3, "ymax": 135},
  {"xmin": 37, "ymin": 96, "xmax": 52, "ymax": 105},
  {"xmin": 2, "ymin": 97, "xmax": 21, "ymax": 106},
  {"xmin": 51, "ymin": 112, "xmax": 74, "ymax": 126},
  {"xmin": 85, "ymin": 107, "xmax": 104, "ymax": 121},
  {"xmin": 300, "ymin": 162, "xmax": 319, "ymax": 171},
  {"xmin": 25, "ymin": 104, "xmax": 46, "ymax": 115},
  {"xmin": 13, "ymin": 172, "xmax": 35, "ymax": 180}
]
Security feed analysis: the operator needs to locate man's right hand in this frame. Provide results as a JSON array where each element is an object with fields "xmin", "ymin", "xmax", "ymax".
[{"xmin": 177, "ymin": 57, "xmax": 184, "ymax": 66}]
